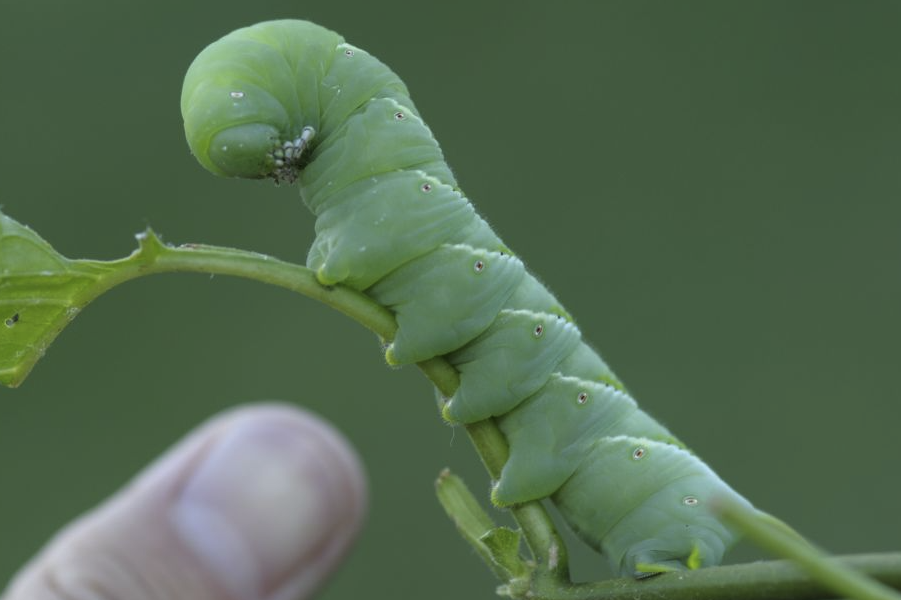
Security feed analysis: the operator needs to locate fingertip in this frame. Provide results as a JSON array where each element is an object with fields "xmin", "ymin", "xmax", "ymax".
[
  {"xmin": 2, "ymin": 403, "xmax": 368, "ymax": 600},
  {"xmin": 170, "ymin": 404, "xmax": 368, "ymax": 600}
]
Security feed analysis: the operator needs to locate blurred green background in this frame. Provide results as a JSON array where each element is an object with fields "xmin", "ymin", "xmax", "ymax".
[{"xmin": 1, "ymin": 1, "xmax": 899, "ymax": 597}]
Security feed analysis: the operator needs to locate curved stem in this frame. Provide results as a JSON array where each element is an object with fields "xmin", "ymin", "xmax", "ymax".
[{"xmin": 131, "ymin": 238, "xmax": 570, "ymax": 579}]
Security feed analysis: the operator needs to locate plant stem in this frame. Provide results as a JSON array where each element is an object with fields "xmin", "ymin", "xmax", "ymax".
[
  {"xmin": 132, "ymin": 238, "xmax": 570, "ymax": 579},
  {"xmin": 717, "ymin": 501, "xmax": 901, "ymax": 600},
  {"xmin": 530, "ymin": 553, "xmax": 901, "ymax": 600}
]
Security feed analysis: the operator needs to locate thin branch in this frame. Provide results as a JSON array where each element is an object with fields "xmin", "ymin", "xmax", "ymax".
[
  {"xmin": 718, "ymin": 501, "xmax": 901, "ymax": 600},
  {"xmin": 136, "ymin": 238, "xmax": 571, "ymax": 579},
  {"xmin": 531, "ymin": 553, "xmax": 901, "ymax": 600}
]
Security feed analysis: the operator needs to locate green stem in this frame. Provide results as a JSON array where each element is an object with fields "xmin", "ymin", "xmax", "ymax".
[
  {"xmin": 717, "ymin": 501, "xmax": 901, "ymax": 600},
  {"xmin": 132, "ymin": 237, "xmax": 398, "ymax": 340},
  {"xmin": 530, "ymin": 553, "xmax": 901, "ymax": 600},
  {"xmin": 133, "ymin": 238, "xmax": 569, "ymax": 579}
]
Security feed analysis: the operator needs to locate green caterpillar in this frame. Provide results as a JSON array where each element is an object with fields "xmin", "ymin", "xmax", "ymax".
[{"xmin": 181, "ymin": 19, "xmax": 754, "ymax": 578}]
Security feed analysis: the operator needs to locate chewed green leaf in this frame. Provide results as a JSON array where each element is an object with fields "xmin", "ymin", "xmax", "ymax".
[
  {"xmin": 0, "ymin": 208, "xmax": 383, "ymax": 389},
  {"xmin": 0, "ymin": 211, "xmax": 163, "ymax": 387}
]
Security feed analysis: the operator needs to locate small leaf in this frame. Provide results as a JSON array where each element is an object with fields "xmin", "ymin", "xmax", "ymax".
[
  {"xmin": 482, "ymin": 526, "xmax": 527, "ymax": 579},
  {"xmin": 436, "ymin": 469, "xmax": 530, "ymax": 583},
  {"xmin": 0, "ymin": 211, "xmax": 160, "ymax": 387}
]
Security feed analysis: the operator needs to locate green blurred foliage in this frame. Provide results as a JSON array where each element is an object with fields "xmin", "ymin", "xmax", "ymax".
[{"xmin": 1, "ymin": 1, "xmax": 899, "ymax": 597}]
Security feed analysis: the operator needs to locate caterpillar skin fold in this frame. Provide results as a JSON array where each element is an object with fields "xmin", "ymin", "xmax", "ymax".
[{"xmin": 181, "ymin": 19, "xmax": 755, "ymax": 578}]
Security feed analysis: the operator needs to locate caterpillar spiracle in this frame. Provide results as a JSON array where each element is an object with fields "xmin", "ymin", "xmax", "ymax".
[{"xmin": 180, "ymin": 19, "xmax": 756, "ymax": 578}]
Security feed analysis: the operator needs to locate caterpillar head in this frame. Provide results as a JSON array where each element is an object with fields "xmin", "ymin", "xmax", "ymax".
[{"xmin": 180, "ymin": 20, "xmax": 340, "ymax": 181}]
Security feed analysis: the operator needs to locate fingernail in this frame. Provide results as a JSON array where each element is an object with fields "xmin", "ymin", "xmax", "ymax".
[{"xmin": 170, "ymin": 414, "xmax": 364, "ymax": 600}]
